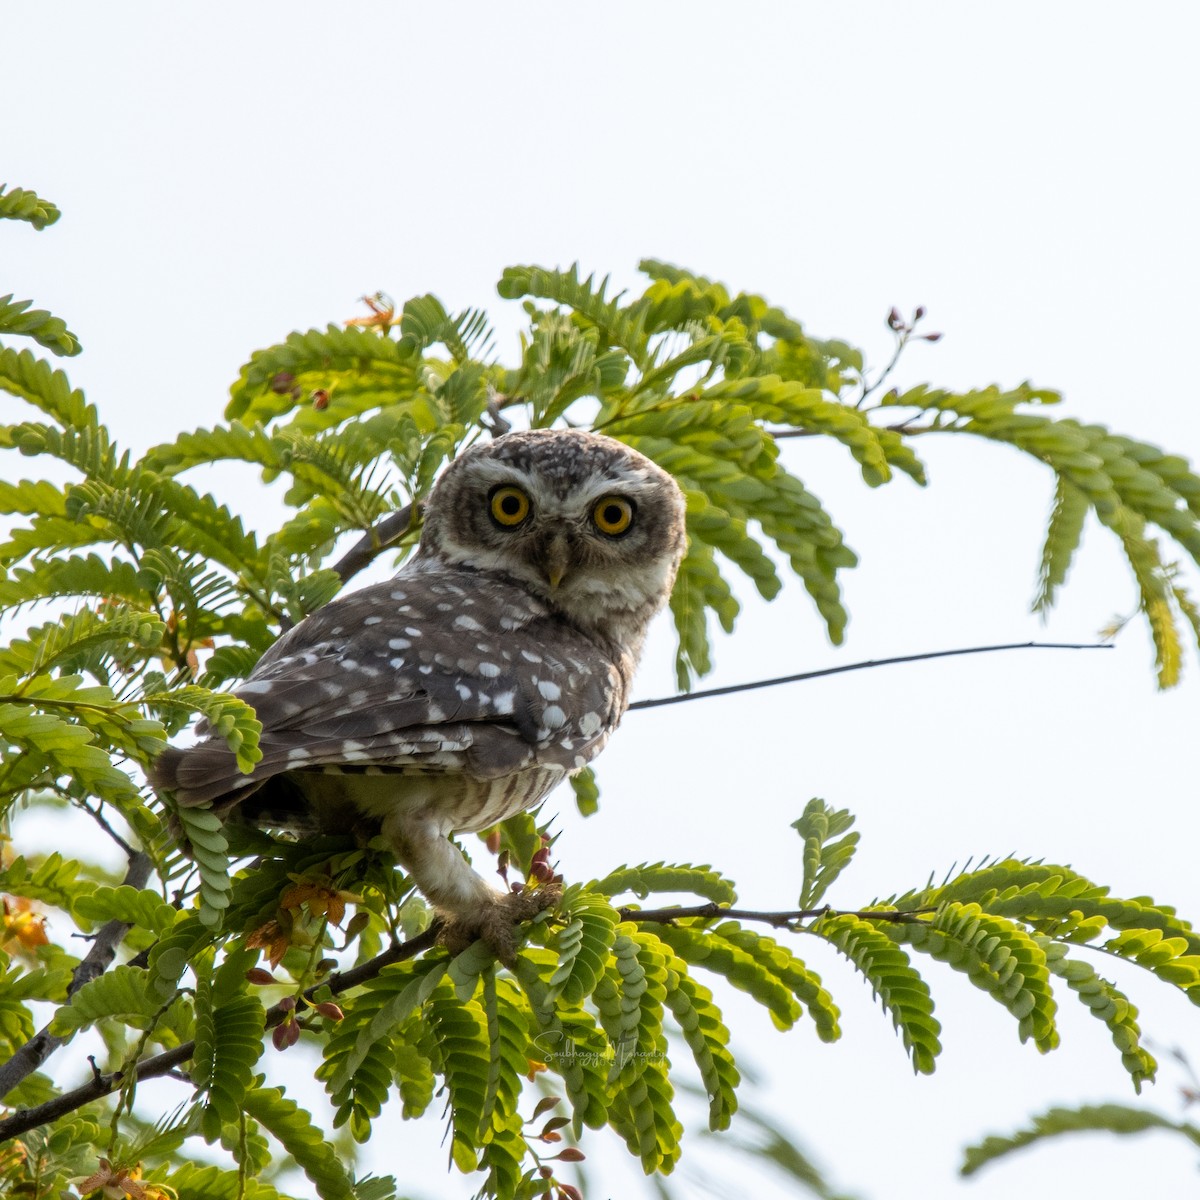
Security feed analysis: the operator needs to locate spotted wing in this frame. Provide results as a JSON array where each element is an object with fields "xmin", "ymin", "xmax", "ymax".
[{"xmin": 149, "ymin": 564, "xmax": 623, "ymax": 810}]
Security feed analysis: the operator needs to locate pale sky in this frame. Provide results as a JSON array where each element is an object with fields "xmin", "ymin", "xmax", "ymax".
[{"xmin": 5, "ymin": 4, "xmax": 1200, "ymax": 1198}]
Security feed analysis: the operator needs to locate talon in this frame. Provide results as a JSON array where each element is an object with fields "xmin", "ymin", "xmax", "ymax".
[{"xmin": 440, "ymin": 882, "xmax": 562, "ymax": 967}]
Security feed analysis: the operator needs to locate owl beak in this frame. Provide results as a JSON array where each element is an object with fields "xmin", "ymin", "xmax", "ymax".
[{"xmin": 539, "ymin": 533, "xmax": 570, "ymax": 590}]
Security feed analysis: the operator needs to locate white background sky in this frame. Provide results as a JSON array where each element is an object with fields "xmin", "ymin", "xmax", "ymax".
[{"xmin": 5, "ymin": 4, "xmax": 1200, "ymax": 1198}]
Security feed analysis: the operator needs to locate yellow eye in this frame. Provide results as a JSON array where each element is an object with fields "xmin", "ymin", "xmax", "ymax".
[
  {"xmin": 490, "ymin": 486, "xmax": 530, "ymax": 527},
  {"xmin": 592, "ymin": 495, "xmax": 634, "ymax": 537}
]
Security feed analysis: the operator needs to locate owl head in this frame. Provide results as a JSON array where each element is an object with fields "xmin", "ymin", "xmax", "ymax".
[{"xmin": 417, "ymin": 429, "xmax": 687, "ymax": 644}]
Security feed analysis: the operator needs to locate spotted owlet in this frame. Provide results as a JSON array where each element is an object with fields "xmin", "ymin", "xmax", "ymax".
[{"xmin": 150, "ymin": 429, "xmax": 687, "ymax": 949}]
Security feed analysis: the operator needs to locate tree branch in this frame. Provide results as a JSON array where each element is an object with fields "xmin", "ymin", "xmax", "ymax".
[
  {"xmin": 628, "ymin": 641, "xmax": 1112, "ymax": 712},
  {"xmin": 0, "ymin": 923, "xmax": 440, "ymax": 1143},
  {"xmin": 619, "ymin": 902, "xmax": 932, "ymax": 928},
  {"xmin": 0, "ymin": 895, "xmax": 937, "ymax": 1141},
  {"xmin": 331, "ymin": 503, "xmax": 420, "ymax": 587},
  {"xmin": 0, "ymin": 851, "xmax": 153, "ymax": 1104}
]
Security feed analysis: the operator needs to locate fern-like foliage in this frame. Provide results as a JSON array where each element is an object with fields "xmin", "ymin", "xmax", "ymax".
[
  {"xmin": 793, "ymin": 798, "xmax": 860, "ymax": 908},
  {"xmin": 880, "ymin": 385, "xmax": 1200, "ymax": 684},
  {"xmin": 961, "ymin": 1103, "xmax": 1200, "ymax": 1178},
  {"xmin": 0, "ymin": 183, "xmax": 61, "ymax": 230},
  {"xmin": 4, "ymin": 206, "xmax": 1200, "ymax": 1198},
  {"xmin": 242, "ymin": 1085, "xmax": 357, "ymax": 1200},
  {"xmin": 0, "ymin": 293, "xmax": 80, "ymax": 357},
  {"xmin": 49, "ymin": 964, "xmax": 157, "ymax": 1037},
  {"xmin": 814, "ymin": 912, "xmax": 940, "ymax": 1074}
]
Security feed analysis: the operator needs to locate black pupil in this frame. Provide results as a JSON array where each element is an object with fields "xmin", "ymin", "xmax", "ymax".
[
  {"xmin": 500, "ymin": 494, "xmax": 522, "ymax": 516},
  {"xmin": 603, "ymin": 504, "xmax": 623, "ymax": 525}
]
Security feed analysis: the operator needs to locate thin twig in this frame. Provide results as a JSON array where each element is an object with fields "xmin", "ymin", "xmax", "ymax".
[
  {"xmin": 0, "ymin": 852, "xmax": 153, "ymax": 1103},
  {"xmin": 857, "ymin": 325, "xmax": 911, "ymax": 408},
  {"xmin": 619, "ymin": 902, "xmax": 933, "ymax": 928},
  {"xmin": 330, "ymin": 503, "xmax": 419, "ymax": 587},
  {"xmin": 628, "ymin": 641, "xmax": 1112, "ymax": 712},
  {"xmin": 0, "ymin": 924, "xmax": 440, "ymax": 1142},
  {"xmin": 768, "ymin": 420, "xmax": 936, "ymax": 440},
  {"xmin": 80, "ymin": 801, "xmax": 137, "ymax": 861}
]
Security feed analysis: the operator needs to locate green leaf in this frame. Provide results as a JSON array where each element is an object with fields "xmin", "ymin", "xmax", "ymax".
[
  {"xmin": 318, "ymin": 957, "xmax": 448, "ymax": 1139},
  {"xmin": 425, "ymin": 981, "xmax": 493, "ymax": 1171},
  {"xmin": 961, "ymin": 1104, "xmax": 1200, "ymax": 1177},
  {"xmin": 243, "ymin": 1085, "xmax": 356, "ymax": 1200},
  {"xmin": 0, "ymin": 293, "xmax": 80, "ymax": 356},
  {"xmin": 73, "ymin": 886, "xmax": 177, "ymax": 934},
  {"xmin": 602, "ymin": 931, "xmax": 681, "ymax": 1174},
  {"xmin": 392, "ymin": 1018, "xmax": 436, "ymax": 1120},
  {"xmin": 0, "ymin": 346, "xmax": 94, "ymax": 427},
  {"xmin": 147, "ymin": 913, "xmax": 213, "ymax": 1000},
  {"xmin": 569, "ymin": 764, "xmax": 599, "ymax": 816},
  {"xmin": 649, "ymin": 922, "xmax": 802, "ymax": 1032},
  {"xmin": 0, "ymin": 607, "xmax": 165, "ymax": 683},
  {"xmin": 192, "ymin": 951, "xmax": 267, "ymax": 1139},
  {"xmin": 548, "ymin": 890, "xmax": 619, "ymax": 1005},
  {"xmin": 0, "ymin": 477, "xmax": 67, "ymax": 517},
  {"xmin": 659, "ymin": 943, "xmax": 739, "ymax": 1131},
  {"xmin": 593, "ymin": 862, "xmax": 737, "ymax": 905},
  {"xmin": 708, "ymin": 921, "xmax": 841, "ymax": 1042},
  {"xmin": 894, "ymin": 902, "xmax": 1058, "ymax": 1051},
  {"xmin": 151, "ymin": 1163, "xmax": 284, "ymax": 1200},
  {"xmin": 0, "ymin": 853, "xmax": 85, "ymax": 909},
  {"xmin": 1039, "ymin": 939, "xmax": 1155, "ymax": 1090},
  {"xmin": 793, "ymin": 798, "xmax": 859, "ymax": 908},
  {"xmin": 226, "ymin": 325, "xmax": 420, "ymax": 424},
  {"xmin": 0, "ymin": 552, "xmax": 142, "ymax": 610},
  {"xmin": 172, "ymin": 805, "xmax": 233, "ymax": 928},
  {"xmin": 912, "ymin": 859, "xmax": 1200, "ymax": 958},
  {"xmin": 49, "ymin": 964, "xmax": 156, "ymax": 1037},
  {"xmin": 0, "ymin": 184, "xmax": 61, "ymax": 229},
  {"xmin": 1103, "ymin": 926, "xmax": 1200, "ymax": 997},
  {"xmin": 148, "ymin": 685, "xmax": 262, "ymax": 774},
  {"xmin": 447, "ymin": 939, "xmax": 495, "ymax": 1003},
  {"xmin": 0, "ymin": 682, "xmax": 144, "ymax": 803},
  {"xmin": 814, "ymin": 913, "xmax": 940, "ymax": 1073},
  {"xmin": 498, "ymin": 264, "xmax": 652, "ymax": 366},
  {"xmin": 515, "ymin": 952, "xmax": 609, "ymax": 1133},
  {"xmin": 1034, "ymin": 475, "xmax": 1090, "ymax": 614}
]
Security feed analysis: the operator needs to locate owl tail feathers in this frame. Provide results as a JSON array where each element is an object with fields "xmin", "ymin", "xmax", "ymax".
[
  {"xmin": 146, "ymin": 743, "xmax": 266, "ymax": 810},
  {"xmin": 146, "ymin": 744, "xmax": 267, "ymax": 856}
]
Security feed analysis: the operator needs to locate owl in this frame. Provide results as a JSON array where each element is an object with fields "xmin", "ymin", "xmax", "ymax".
[{"xmin": 150, "ymin": 429, "xmax": 687, "ymax": 955}]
